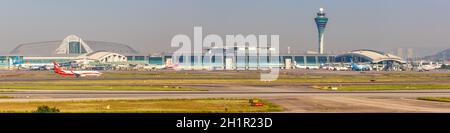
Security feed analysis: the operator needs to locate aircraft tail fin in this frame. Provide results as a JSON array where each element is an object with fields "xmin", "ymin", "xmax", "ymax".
[
  {"xmin": 13, "ymin": 56, "xmax": 21, "ymax": 65},
  {"xmin": 53, "ymin": 62, "xmax": 62, "ymax": 73}
]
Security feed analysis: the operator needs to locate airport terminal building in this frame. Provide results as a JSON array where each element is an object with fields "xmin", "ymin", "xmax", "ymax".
[
  {"xmin": 0, "ymin": 35, "xmax": 337, "ymax": 70},
  {"xmin": 169, "ymin": 47, "xmax": 336, "ymax": 70},
  {"xmin": 0, "ymin": 35, "xmax": 405, "ymax": 71},
  {"xmin": 0, "ymin": 35, "xmax": 153, "ymax": 68}
]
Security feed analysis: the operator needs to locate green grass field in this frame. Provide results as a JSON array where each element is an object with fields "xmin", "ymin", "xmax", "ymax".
[
  {"xmin": 0, "ymin": 76, "xmax": 448, "ymax": 86},
  {"xmin": 0, "ymin": 71, "xmax": 448, "ymax": 91},
  {"xmin": 315, "ymin": 84, "xmax": 450, "ymax": 91},
  {"xmin": 417, "ymin": 97, "xmax": 450, "ymax": 103},
  {"xmin": 0, "ymin": 85, "xmax": 206, "ymax": 91},
  {"xmin": 0, "ymin": 98, "xmax": 283, "ymax": 113}
]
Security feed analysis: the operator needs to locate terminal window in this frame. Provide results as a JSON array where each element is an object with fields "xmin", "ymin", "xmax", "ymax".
[{"xmin": 68, "ymin": 42, "xmax": 81, "ymax": 54}]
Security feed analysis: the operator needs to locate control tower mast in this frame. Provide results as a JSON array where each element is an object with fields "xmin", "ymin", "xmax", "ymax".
[{"xmin": 315, "ymin": 8, "xmax": 328, "ymax": 54}]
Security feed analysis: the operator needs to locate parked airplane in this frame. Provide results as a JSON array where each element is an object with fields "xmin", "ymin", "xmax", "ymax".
[
  {"xmin": 12, "ymin": 56, "xmax": 52, "ymax": 70},
  {"xmin": 320, "ymin": 63, "xmax": 350, "ymax": 71},
  {"xmin": 53, "ymin": 62, "xmax": 102, "ymax": 77},
  {"xmin": 163, "ymin": 63, "xmax": 179, "ymax": 70},
  {"xmin": 12, "ymin": 56, "xmax": 21, "ymax": 65},
  {"xmin": 350, "ymin": 59, "xmax": 371, "ymax": 71},
  {"xmin": 417, "ymin": 61, "xmax": 439, "ymax": 71}
]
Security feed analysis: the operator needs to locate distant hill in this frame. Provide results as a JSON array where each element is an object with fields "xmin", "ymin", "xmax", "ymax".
[{"xmin": 423, "ymin": 48, "xmax": 450, "ymax": 61}]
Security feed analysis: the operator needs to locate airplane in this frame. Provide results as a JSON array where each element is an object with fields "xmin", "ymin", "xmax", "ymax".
[
  {"xmin": 53, "ymin": 62, "xmax": 102, "ymax": 78},
  {"xmin": 349, "ymin": 59, "xmax": 371, "ymax": 71},
  {"xmin": 12, "ymin": 56, "xmax": 22, "ymax": 65},
  {"xmin": 161, "ymin": 63, "xmax": 179, "ymax": 70},
  {"xmin": 417, "ymin": 61, "xmax": 439, "ymax": 72},
  {"xmin": 12, "ymin": 56, "xmax": 52, "ymax": 70}
]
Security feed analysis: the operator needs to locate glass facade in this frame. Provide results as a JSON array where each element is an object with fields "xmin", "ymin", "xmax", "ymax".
[
  {"xmin": 149, "ymin": 57, "xmax": 163, "ymax": 65},
  {"xmin": 318, "ymin": 56, "xmax": 328, "ymax": 64},
  {"xmin": 68, "ymin": 42, "xmax": 81, "ymax": 54},
  {"xmin": 259, "ymin": 56, "xmax": 270, "ymax": 67},
  {"xmin": 211, "ymin": 55, "xmax": 223, "ymax": 68},
  {"xmin": 306, "ymin": 56, "xmax": 317, "ymax": 66},
  {"xmin": 191, "ymin": 55, "xmax": 203, "ymax": 67},
  {"xmin": 328, "ymin": 56, "xmax": 335, "ymax": 63},
  {"xmin": 248, "ymin": 56, "xmax": 258, "ymax": 68},
  {"xmin": 178, "ymin": 56, "xmax": 184, "ymax": 63},
  {"xmin": 236, "ymin": 56, "xmax": 246, "ymax": 68},
  {"xmin": 270, "ymin": 56, "xmax": 281, "ymax": 67},
  {"xmin": 1, "ymin": 54, "xmax": 340, "ymax": 69},
  {"xmin": 335, "ymin": 55, "xmax": 371, "ymax": 63},
  {"xmin": 190, "ymin": 56, "xmax": 195, "ymax": 66},
  {"xmin": 0, "ymin": 56, "xmax": 8, "ymax": 66},
  {"xmin": 294, "ymin": 56, "xmax": 305, "ymax": 66},
  {"xmin": 134, "ymin": 56, "xmax": 145, "ymax": 61},
  {"xmin": 3, "ymin": 43, "xmax": 346, "ymax": 70},
  {"xmin": 201, "ymin": 55, "xmax": 210, "ymax": 66},
  {"xmin": 126, "ymin": 56, "xmax": 133, "ymax": 61},
  {"xmin": 26, "ymin": 59, "xmax": 71, "ymax": 64},
  {"xmin": 355, "ymin": 56, "xmax": 371, "ymax": 62}
]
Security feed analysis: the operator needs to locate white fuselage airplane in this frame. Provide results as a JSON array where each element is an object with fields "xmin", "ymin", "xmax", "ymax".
[
  {"xmin": 164, "ymin": 63, "xmax": 179, "ymax": 69},
  {"xmin": 417, "ymin": 61, "xmax": 440, "ymax": 71},
  {"xmin": 53, "ymin": 62, "xmax": 102, "ymax": 77}
]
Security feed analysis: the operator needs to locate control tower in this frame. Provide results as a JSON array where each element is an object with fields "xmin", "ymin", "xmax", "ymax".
[{"xmin": 315, "ymin": 8, "xmax": 328, "ymax": 54}]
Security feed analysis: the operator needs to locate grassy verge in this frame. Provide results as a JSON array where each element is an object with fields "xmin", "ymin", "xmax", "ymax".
[
  {"xmin": 0, "ymin": 85, "xmax": 207, "ymax": 91},
  {"xmin": 2, "ymin": 77, "xmax": 447, "ymax": 87},
  {"xmin": 0, "ymin": 98, "xmax": 283, "ymax": 113},
  {"xmin": 1, "ymin": 72, "xmax": 449, "ymax": 85},
  {"xmin": 314, "ymin": 84, "xmax": 450, "ymax": 91},
  {"xmin": 417, "ymin": 97, "xmax": 450, "ymax": 103}
]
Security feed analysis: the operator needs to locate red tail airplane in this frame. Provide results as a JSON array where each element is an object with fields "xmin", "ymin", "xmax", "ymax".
[{"xmin": 53, "ymin": 62, "xmax": 102, "ymax": 78}]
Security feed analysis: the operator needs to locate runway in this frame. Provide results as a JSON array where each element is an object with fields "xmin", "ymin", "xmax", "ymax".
[{"xmin": 3, "ymin": 89, "xmax": 450, "ymax": 112}]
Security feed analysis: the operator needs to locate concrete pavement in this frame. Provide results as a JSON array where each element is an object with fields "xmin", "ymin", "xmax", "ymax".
[{"xmin": 2, "ymin": 89, "xmax": 450, "ymax": 112}]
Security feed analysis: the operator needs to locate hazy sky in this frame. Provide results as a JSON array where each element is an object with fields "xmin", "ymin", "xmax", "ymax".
[{"xmin": 0, "ymin": 0, "xmax": 449, "ymax": 56}]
